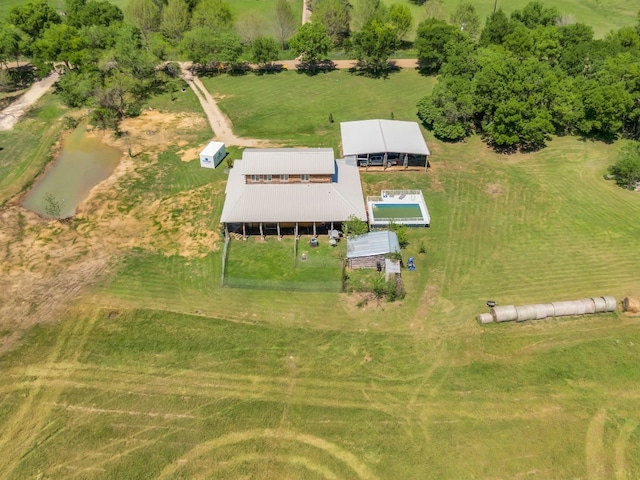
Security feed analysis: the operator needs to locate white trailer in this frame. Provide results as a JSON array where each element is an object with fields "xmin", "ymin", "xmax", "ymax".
[{"xmin": 199, "ymin": 141, "xmax": 226, "ymax": 168}]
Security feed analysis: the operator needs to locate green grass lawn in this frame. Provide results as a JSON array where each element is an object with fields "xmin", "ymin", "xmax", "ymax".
[
  {"xmin": 201, "ymin": 69, "xmax": 436, "ymax": 150},
  {"xmin": 2, "ymin": 57, "xmax": 640, "ymax": 478},
  {"xmin": 224, "ymin": 235, "xmax": 345, "ymax": 291},
  {"xmin": 0, "ymin": 0, "xmax": 634, "ymax": 39},
  {"xmin": 390, "ymin": 0, "xmax": 637, "ymax": 39}
]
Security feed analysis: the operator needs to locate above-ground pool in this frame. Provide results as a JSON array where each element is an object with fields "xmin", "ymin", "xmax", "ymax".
[
  {"xmin": 372, "ymin": 203, "xmax": 423, "ymax": 220},
  {"xmin": 367, "ymin": 190, "xmax": 430, "ymax": 227}
]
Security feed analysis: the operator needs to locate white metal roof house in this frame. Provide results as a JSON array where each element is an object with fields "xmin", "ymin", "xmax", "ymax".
[
  {"xmin": 220, "ymin": 148, "xmax": 367, "ymax": 238},
  {"xmin": 346, "ymin": 231, "xmax": 401, "ymax": 269},
  {"xmin": 340, "ymin": 119, "xmax": 430, "ymax": 170}
]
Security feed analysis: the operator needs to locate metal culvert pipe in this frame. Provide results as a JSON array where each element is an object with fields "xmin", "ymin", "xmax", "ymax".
[
  {"xmin": 492, "ymin": 305, "xmax": 518, "ymax": 322},
  {"xmin": 592, "ymin": 297, "xmax": 607, "ymax": 313},
  {"xmin": 479, "ymin": 296, "xmax": 617, "ymax": 324},
  {"xmin": 533, "ymin": 304, "xmax": 553, "ymax": 320},
  {"xmin": 581, "ymin": 298, "xmax": 596, "ymax": 314},
  {"xmin": 515, "ymin": 304, "xmax": 537, "ymax": 322},
  {"xmin": 603, "ymin": 296, "xmax": 617, "ymax": 312}
]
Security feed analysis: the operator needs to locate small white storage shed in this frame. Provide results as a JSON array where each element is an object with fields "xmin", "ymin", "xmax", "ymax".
[{"xmin": 199, "ymin": 141, "xmax": 226, "ymax": 168}]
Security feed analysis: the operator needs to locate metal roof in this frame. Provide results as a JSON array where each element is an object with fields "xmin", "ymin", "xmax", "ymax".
[
  {"xmin": 239, "ymin": 148, "xmax": 336, "ymax": 175},
  {"xmin": 200, "ymin": 141, "xmax": 225, "ymax": 156},
  {"xmin": 221, "ymin": 158, "xmax": 367, "ymax": 223},
  {"xmin": 340, "ymin": 119, "xmax": 430, "ymax": 157},
  {"xmin": 346, "ymin": 231, "xmax": 400, "ymax": 259}
]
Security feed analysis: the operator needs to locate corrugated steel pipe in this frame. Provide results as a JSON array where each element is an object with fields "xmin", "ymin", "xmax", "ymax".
[{"xmin": 479, "ymin": 296, "xmax": 616, "ymax": 324}]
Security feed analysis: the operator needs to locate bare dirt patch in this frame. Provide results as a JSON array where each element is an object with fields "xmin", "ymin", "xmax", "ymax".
[
  {"xmin": 0, "ymin": 110, "xmax": 220, "ymax": 353},
  {"xmin": 485, "ymin": 183, "xmax": 504, "ymax": 195}
]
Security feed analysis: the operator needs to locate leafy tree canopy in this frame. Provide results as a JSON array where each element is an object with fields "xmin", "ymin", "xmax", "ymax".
[
  {"xmin": 510, "ymin": 1, "xmax": 559, "ymax": 29},
  {"xmin": 608, "ymin": 141, "xmax": 640, "ymax": 189},
  {"xmin": 312, "ymin": 0, "xmax": 351, "ymax": 46},
  {"xmin": 7, "ymin": 0, "xmax": 61, "ymax": 40},
  {"xmin": 289, "ymin": 21, "xmax": 332, "ymax": 65},
  {"xmin": 415, "ymin": 18, "xmax": 462, "ymax": 74},
  {"xmin": 251, "ymin": 36, "xmax": 280, "ymax": 66},
  {"xmin": 349, "ymin": 19, "xmax": 398, "ymax": 75}
]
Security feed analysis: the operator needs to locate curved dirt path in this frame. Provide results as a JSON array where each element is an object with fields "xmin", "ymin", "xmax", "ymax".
[
  {"xmin": 179, "ymin": 63, "xmax": 274, "ymax": 148},
  {"xmin": 180, "ymin": 59, "xmax": 418, "ymax": 148},
  {"xmin": 302, "ymin": 0, "xmax": 312, "ymax": 24},
  {"xmin": 0, "ymin": 72, "xmax": 59, "ymax": 131}
]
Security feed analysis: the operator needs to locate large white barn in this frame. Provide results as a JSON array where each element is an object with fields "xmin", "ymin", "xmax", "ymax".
[
  {"xmin": 340, "ymin": 119, "xmax": 430, "ymax": 170},
  {"xmin": 220, "ymin": 148, "xmax": 367, "ymax": 238}
]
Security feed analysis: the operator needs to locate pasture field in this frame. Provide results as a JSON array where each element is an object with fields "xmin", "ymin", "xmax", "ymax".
[
  {"xmin": 201, "ymin": 69, "xmax": 437, "ymax": 150},
  {"xmin": 1, "ymin": 67, "xmax": 640, "ymax": 478},
  {"xmin": 0, "ymin": 0, "xmax": 304, "ymax": 27},
  {"xmin": 0, "ymin": 0, "xmax": 635, "ymax": 38}
]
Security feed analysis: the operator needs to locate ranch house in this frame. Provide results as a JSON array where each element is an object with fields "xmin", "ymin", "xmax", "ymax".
[
  {"xmin": 340, "ymin": 119, "xmax": 431, "ymax": 171},
  {"xmin": 220, "ymin": 148, "xmax": 367, "ymax": 238}
]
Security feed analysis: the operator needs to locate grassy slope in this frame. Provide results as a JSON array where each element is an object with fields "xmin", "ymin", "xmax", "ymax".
[
  {"xmin": 0, "ymin": 0, "xmax": 634, "ymax": 37},
  {"xmin": 201, "ymin": 69, "xmax": 436, "ymax": 150},
  {"xmin": 2, "ymin": 69, "xmax": 640, "ymax": 477},
  {"xmin": 393, "ymin": 0, "xmax": 636, "ymax": 38}
]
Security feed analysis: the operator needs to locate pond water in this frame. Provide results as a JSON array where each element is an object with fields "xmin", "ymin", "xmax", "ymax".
[{"xmin": 22, "ymin": 123, "xmax": 121, "ymax": 218}]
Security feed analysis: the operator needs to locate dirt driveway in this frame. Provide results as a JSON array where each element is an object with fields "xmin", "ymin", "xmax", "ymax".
[{"xmin": 0, "ymin": 72, "xmax": 59, "ymax": 131}]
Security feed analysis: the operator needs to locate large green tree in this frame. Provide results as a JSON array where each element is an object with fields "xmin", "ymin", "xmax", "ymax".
[
  {"xmin": 349, "ymin": 20, "xmax": 398, "ymax": 75},
  {"xmin": 479, "ymin": 9, "xmax": 514, "ymax": 46},
  {"xmin": 608, "ymin": 141, "xmax": 640, "ymax": 189},
  {"xmin": 351, "ymin": 0, "xmax": 386, "ymax": 32},
  {"xmin": 251, "ymin": 36, "xmax": 280, "ymax": 66},
  {"xmin": 0, "ymin": 25, "xmax": 27, "ymax": 68},
  {"xmin": 417, "ymin": 76, "xmax": 475, "ymax": 141},
  {"xmin": 312, "ymin": 0, "xmax": 351, "ymax": 46},
  {"xmin": 450, "ymin": 2, "xmax": 480, "ymax": 40},
  {"xmin": 191, "ymin": 0, "xmax": 234, "ymax": 31},
  {"xmin": 473, "ymin": 51, "xmax": 557, "ymax": 150},
  {"xmin": 387, "ymin": 4, "xmax": 412, "ymax": 41},
  {"xmin": 510, "ymin": 1, "xmax": 559, "ymax": 29},
  {"xmin": 415, "ymin": 19, "xmax": 462, "ymax": 74},
  {"xmin": 179, "ymin": 28, "xmax": 242, "ymax": 66},
  {"xmin": 65, "ymin": 0, "xmax": 124, "ymax": 28},
  {"xmin": 289, "ymin": 22, "xmax": 332, "ymax": 66},
  {"xmin": 32, "ymin": 24, "xmax": 87, "ymax": 69},
  {"xmin": 161, "ymin": 0, "xmax": 190, "ymax": 41},
  {"xmin": 126, "ymin": 0, "xmax": 161, "ymax": 44},
  {"xmin": 7, "ymin": 0, "xmax": 61, "ymax": 41}
]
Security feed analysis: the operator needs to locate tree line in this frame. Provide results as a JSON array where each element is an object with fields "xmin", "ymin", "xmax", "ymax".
[{"xmin": 415, "ymin": 2, "xmax": 640, "ymax": 153}]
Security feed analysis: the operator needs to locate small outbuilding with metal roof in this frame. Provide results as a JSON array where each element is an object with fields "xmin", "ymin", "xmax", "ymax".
[
  {"xmin": 346, "ymin": 231, "xmax": 400, "ymax": 269},
  {"xmin": 340, "ymin": 119, "xmax": 430, "ymax": 170}
]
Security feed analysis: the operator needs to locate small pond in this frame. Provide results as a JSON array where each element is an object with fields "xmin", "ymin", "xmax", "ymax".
[{"xmin": 22, "ymin": 123, "xmax": 121, "ymax": 218}]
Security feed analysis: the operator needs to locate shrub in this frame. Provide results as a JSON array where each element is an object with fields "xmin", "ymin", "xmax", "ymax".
[{"xmin": 608, "ymin": 142, "xmax": 640, "ymax": 189}]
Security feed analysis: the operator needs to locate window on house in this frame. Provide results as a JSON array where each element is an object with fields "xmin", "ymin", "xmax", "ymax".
[
  {"xmin": 263, "ymin": 174, "xmax": 272, "ymax": 182},
  {"xmin": 280, "ymin": 174, "xmax": 289, "ymax": 182},
  {"xmin": 301, "ymin": 174, "xmax": 310, "ymax": 182},
  {"xmin": 250, "ymin": 174, "xmax": 260, "ymax": 182}
]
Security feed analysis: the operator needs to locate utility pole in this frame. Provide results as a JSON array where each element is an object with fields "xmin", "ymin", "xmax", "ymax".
[{"xmin": 493, "ymin": 0, "xmax": 498, "ymax": 13}]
